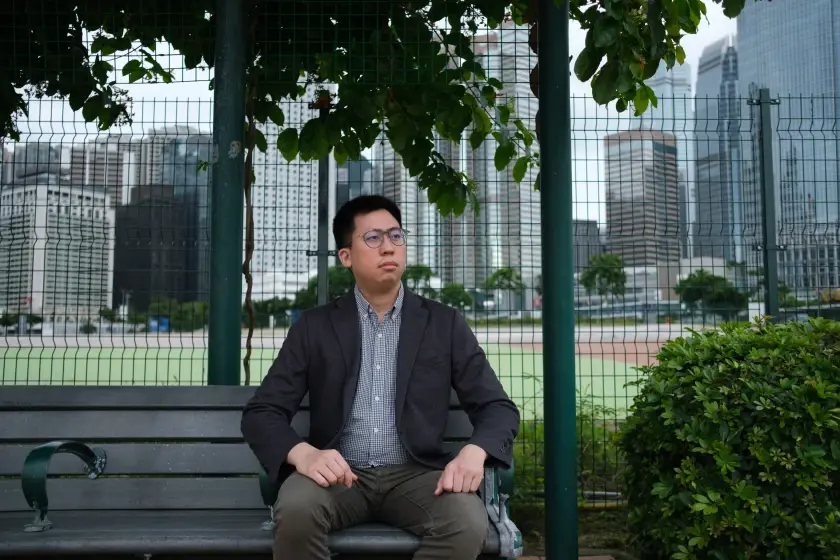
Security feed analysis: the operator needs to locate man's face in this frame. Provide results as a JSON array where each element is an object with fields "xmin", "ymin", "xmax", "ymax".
[{"xmin": 339, "ymin": 209, "xmax": 406, "ymax": 288}]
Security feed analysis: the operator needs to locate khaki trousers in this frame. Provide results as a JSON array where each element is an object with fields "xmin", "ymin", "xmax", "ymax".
[{"xmin": 273, "ymin": 464, "xmax": 488, "ymax": 560}]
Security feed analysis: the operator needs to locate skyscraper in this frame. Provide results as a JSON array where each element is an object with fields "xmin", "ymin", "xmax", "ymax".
[
  {"xmin": 737, "ymin": 0, "xmax": 840, "ymax": 291},
  {"xmin": 693, "ymin": 36, "xmax": 743, "ymax": 263},
  {"xmin": 604, "ymin": 130, "xmax": 681, "ymax": 267},
  {"xmin": 636, "ymin": 61, "xmax": 694, "ymax": 259}
]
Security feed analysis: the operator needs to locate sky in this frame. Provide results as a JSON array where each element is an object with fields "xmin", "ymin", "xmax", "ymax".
[{"xmin": 16, "ymin": 4, "xmax": 739, "ymax": 225}]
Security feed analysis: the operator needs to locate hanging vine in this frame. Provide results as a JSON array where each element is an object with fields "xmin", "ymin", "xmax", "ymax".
[{"xmin": 242, "ymin": 14, "xmax": 259, "ymax": 385}]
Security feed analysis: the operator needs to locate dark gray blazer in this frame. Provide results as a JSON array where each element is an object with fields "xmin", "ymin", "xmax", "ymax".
[{"xmin": 241, "ymin": 288, "xmax": 521, "ymax": 483}]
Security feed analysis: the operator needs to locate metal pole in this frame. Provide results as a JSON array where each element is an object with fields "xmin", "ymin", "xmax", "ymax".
[
  {"xmin": 538, "ymin": 0, "xmax": 578, "ymax": 558},
  {"xmin": 751, "ymin": 88, "xmax": 781, "ymax": 319},
  {"xmin": 317, "ymin": 107, "xmax": 330, "ymax": 306},
  {"xmin": 207, "ymin": 0, "xmax": 246, "ymax": 385}
]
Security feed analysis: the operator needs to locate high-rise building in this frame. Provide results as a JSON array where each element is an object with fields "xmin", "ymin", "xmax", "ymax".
[
  {"xmin": 634, "ymin": 61, "xmax": 695, "ymax": 259},
  {"xmin": 250, "ymin": 85, "xmax": 338, "ymax": 281},
  {"xmin": 0, "ymin": 174, "xmax": 114, "ymax": 319},
  {"xmin": 112, "ymin": 184, "xmax": 195, "ymax": 311},
  {"xmin": 573, "ymin": 219, "xmax": 602, "ymax": 272},
  {"xmin": 604, "ymin": 130, "xmax": 681, "ymax": 266},
  {"xmin": 693, "ymin": 36, "xmax": 743, "ymax": 263},
  {"xmin": 737, "ymin": 0, "xmax": 840, "ymax": 291}
]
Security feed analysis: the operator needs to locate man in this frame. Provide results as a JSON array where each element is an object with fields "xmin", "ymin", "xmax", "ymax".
[{"xmin": 241, "ymin": 195, "xmax": 520, "ymax": 560}]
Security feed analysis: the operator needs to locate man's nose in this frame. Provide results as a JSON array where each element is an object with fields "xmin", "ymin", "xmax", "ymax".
[{"xmin": 379, "ymin": 240, "xmax": 395, "ymax": 254}]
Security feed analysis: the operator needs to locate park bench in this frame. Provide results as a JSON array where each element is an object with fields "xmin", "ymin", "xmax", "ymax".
[{"xmin": 0, "ymin": 386, "xmax": 522, "ymax": 558}]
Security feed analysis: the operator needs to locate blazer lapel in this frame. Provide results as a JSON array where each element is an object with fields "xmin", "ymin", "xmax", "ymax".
[
  {"xmin": 330, "ymin": 291, "xmax": 360, "ymax": 423},
  {"xmin": 395, "ymin": 290, "xmax": 429, "ymax": 423}
]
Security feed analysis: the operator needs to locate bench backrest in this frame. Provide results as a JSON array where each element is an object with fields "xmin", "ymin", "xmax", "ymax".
[{"xmin": 0, "ymin": 386, "xmax": 474, "ymax": 513}]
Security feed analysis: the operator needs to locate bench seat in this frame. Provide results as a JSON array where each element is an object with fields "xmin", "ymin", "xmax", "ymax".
[
  {"xmin": 0, "ymin": 386, "xmax": 521, "ymax": 558},
  {"xmin": 0, "ymin": 511, "xmax": 502, "ymax": 556}
]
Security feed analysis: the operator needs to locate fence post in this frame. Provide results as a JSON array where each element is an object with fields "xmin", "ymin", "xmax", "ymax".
[
  {"xmin": 749, "ymin": 88, "xmax": 781, "ymax": 319},
  {"xmin": 538, "ymin": 0, "xmax": 578, "ymax": 558},
  {"xmin": 317, "ymin": 107, "xmax": 331, "ymax": 306},
  {"xmin": 207, "ymin": 0, "xmax": 246, "ymax": 385}
]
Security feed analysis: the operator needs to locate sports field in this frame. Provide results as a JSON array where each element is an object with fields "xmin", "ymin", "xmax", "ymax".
[{"xmin": 0, "ymin": 343, "xmax": 649, "ymax": 418}]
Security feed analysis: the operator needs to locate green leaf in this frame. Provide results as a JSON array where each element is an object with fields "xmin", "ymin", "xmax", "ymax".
[
  {"xmin": 268, "ymin": 106, "xmax": 285, "ymax": 128},
  {"xmin": 494, "ymin": 143, "xmax": 515, "ymax": 171},
  {"xmin": 276, "ymin": 128, "xmax": 299, "ymax": 162},
  {"xmin": 298, "ymin": 119, "xmax": 330, "ymax": 161},
  {"xmin": 121, "ymin": 60, "xmax": 143, "ymax": 76},
  {"xmin": 512, "ymin": 156, "xmax": 529, "ymax": 183},
  {"xmin": 591, "ymin": 59, "xmax": 619, "ymax": 105},
  {"xmin": 68, "ymin": 84, "xmax": 92, "ymax": 112},
  {"xmin": 469, "ymin": 129, "xmax": 486, "ymax": 150},
  {"xmin": 254, "ymin": 128, "xmax": 268, "ymax": 153},
  {"xmin": 497, "ymin": 105, "xmax": 511, "ymax": 125},
  {"xmin": 633, "ymin": 86, "xmax": 650, "ymax": 115},
  {"xmin": 574, "ymin": 44, "xmax": 603, "ymax": 83},
  {"xmin": 82, "ymin": 96, "xmax": 103, "ymax": 124},
  {"xmin": 593, "ymin": 15, "xmax": 620, "ymax": 48},
  {"xmin": 487, "ymin": 77, "xmax": 503, "ymax": 89}
]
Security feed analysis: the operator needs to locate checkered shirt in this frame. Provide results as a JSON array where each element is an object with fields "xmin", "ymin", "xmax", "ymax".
[{"xmin": 338, "ymin": 283, "xmax": 412, "ymax": 467}]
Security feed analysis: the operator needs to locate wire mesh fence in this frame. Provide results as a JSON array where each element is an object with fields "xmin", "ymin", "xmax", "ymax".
[{"xmin": 2, "ymin": 2, "xmax": 840, "ymax": 510}]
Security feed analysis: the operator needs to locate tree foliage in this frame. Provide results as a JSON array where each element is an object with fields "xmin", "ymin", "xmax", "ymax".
[
  {"xmin": 675, "ymin": 270, "xmax": 748, "ymax": 322},
  {"xmin": 2, "ymin": 0, "xmax": 766, "ymax": 211},
  {"xmin": 483, "ymin": 266, "xmax": 526, "ymax": 293},
  {"xmin": 620, "ymin": 318, "xmax": 840, "ymax": 559},
  {"xmin": 293, "ymin": 265, "xmax": 356, "ymax": 309},
  {"xmin": 579, "ymin": 252, "xmax": 626, "ymax": 298}
]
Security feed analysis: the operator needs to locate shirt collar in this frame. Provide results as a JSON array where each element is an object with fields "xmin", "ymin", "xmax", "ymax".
[{"xmin": 354, "ymin": 282, "xmax": 404, "ymax": 320}]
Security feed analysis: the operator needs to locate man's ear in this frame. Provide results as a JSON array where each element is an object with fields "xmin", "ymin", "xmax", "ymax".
[{"xmin": 338, "ymin": 247, "xmax": 351, "ymax": 268}]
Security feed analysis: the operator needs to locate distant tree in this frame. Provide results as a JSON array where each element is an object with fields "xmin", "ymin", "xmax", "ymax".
[
  {"xmin": 404, "ymin": 264, "xmax": 437, "ymax": 298},
  {"xmin": 98, "ymin": 307, "xmax": 117, "ymax": 323},
  {"xmin": 293, "ymin": 266, "xmax": 356, "ymax": 310},
  {"xmin": 440, "ymin": 283, "xmax": 473, "ymax": 310},
  {"xmin": 580, "ymin": 253, "xmax": 627, "ymax": 298},
  {"xmin": 675, "ymin": 270, "xmax": 748, "ymax": 322},
  {"xmin": 484, "ymin": 267, "xmax": 526, "ymax": 294},
  {"xmin": 0, "ymin": 313, "xmax": 18, "ymax": 328},
  {"xmin": 703, "ymin": 283, "xmax": 749, "ymax": 322}
]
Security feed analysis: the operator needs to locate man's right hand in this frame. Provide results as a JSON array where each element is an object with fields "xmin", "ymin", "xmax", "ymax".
[{"xmin": 287, "ymin": 443, "xmax": 357, "ymax": 488}]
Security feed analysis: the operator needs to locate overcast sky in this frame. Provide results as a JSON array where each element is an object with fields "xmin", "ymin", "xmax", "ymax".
[{"xmin": 19, "ymin": 4, "xmax": 738, "ymax": 224}]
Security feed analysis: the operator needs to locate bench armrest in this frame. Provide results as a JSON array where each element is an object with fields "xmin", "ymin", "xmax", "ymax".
[
  {"xmin": 482, "ymin": 460, "xmax": 523, "ymax": 559},
  {"xmin": 20, "ymin": 440, "xmax": 107, "ymax": 533}
]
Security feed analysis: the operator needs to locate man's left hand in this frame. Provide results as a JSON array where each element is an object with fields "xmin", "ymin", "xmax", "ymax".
[{"xmin": 434, "ymin": 443, "xmax": 488, "ymax": 495}]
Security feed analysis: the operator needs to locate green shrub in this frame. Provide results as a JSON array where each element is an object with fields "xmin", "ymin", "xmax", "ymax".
[
  {"xmin": 514, "ymin": 392, "xmax": 621, "ymax": 500},
  {"xmin": 619, "ymin": 318, "xmax": 840, "ymax": 559}
]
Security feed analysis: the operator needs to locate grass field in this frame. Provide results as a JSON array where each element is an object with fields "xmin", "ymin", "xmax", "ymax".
[{"xmin": 0, "ymin": 344, "xmax": 644, "ymax": 418}]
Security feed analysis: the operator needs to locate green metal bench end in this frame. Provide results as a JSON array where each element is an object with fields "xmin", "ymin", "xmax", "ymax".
[{"xmin": 20, "ymin": 440, "xmax": 107, "ymax": 532}]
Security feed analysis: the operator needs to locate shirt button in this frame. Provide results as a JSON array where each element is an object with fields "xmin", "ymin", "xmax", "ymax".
[
  {"xmin": 374, "ymin": 428, "xmax": 379, "ymax": 433},
  {"xmin": 378, "ymin": 333, "xmax": 383, "ymax": 338},
  {"xmin": 375, "ymin": 396, "xmax": 380, "ymax": 401},
  {"xmin": 376, "ymin": 365, "xmax": 381, "ymax": 370}
]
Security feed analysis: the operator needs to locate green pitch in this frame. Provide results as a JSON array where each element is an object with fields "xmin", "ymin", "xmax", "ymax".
[{"xmin": 0, "ymin": 344, "xmax": 641, "ymax": 418}]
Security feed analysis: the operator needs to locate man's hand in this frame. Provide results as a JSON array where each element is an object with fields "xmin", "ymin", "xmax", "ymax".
[
  {"xmin": 287, "ymin": 443, "xmax": 358, "ymax": 488},
  {"xmin": 435, "ymin": 443, "xmax": 488, "ymax": 495}
]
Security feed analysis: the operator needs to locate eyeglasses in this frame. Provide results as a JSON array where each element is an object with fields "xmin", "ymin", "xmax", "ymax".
[{"xmin": 357, "ymin": 227, "xmax": 409, "ymax": 249}]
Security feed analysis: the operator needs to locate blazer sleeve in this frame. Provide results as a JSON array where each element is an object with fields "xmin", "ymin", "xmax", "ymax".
[
  {"xmin": 241, "ymin": 312, "xmax": 310, "ymax": 481},
  {"xmin": 449, "ymin": 309, "xmax": 520, "ymax": 469}
]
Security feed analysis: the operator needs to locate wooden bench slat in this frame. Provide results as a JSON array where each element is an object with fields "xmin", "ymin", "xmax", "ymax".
[
  {"xmin": 1, "ymin": 409, "xmax": 474, "ymax": 442},
  {"xmin": 0, "ymin": 410, "xmax": 305, "ymax": 441},
  {"xmin": 0, "ymin": 443, "xmax": 259, "ymax": 476},
  {"xmin": 0, "ymin": 477, "xmax": 265, "ymax": 512},
  {"xmin": 0, "ymin": 511, "xmax": 502, "ymax": 556},
  {"xmin": 0, "ymin": 386, "xmax": 465, "ymax": 410},
  {"xmin": 0, "ymin": 442, "xmax": 469, "ymax": 476}
]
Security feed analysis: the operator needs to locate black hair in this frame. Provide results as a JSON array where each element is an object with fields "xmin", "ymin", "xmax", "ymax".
[{"xmin": 332, "ymin": 194, "xmax": 402, "ymax": 249}]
